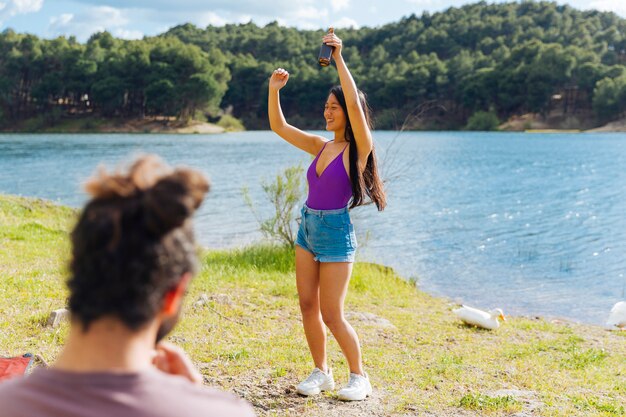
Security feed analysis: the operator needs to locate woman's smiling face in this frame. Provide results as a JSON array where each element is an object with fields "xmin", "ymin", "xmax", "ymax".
[{"xmin": 324, "ymin": 93, "xmax": 346, "ymax": 132}]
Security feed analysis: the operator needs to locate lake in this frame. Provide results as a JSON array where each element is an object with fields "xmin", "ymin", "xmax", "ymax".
[{"xmin": 1, "ymin": 131, "xmax": 625, "ymax": 325}]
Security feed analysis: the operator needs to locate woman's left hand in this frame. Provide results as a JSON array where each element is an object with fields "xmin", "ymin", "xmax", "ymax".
[{"xmin": 322, "ymin": 32, "xmax": 343, "ymax": 60}]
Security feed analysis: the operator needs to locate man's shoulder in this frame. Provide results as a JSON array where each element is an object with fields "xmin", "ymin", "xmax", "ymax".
[
  {"xmin": 147, "ymin": 370, "xmax": 250, "ymax": 405},
  {"xmin": 0, "ymin": 368, "xmax": 256, "ymax": 417},
  {"xmin": 127, "ymin": 370, "xmax": 257, "ymax": 416}
]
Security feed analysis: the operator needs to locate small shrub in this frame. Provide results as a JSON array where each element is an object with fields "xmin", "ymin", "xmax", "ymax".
[
  {"xmin": 243, "ymin": 165, "xmax": 305, "ymax": 247},
  {"xmin": 193, "ymin": 109, "xmax": 208, "ymax": 123},
  {"xmin": 217, "ymin": 114, "xmax": 245, "ymax": 131},
  {"xmin": 466, "ymin": 110, "xmax": 500, "ymax": 131}
]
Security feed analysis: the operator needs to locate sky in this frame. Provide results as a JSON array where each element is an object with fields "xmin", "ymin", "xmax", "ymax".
[{"xmin": 1, "ymin": 0, "xmax": 625, "ymax": 42}]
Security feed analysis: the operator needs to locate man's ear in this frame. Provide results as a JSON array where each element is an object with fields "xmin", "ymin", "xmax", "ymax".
[{"xmin": 162, "ymin": 272, "xmax": 192, "ymax": 315}]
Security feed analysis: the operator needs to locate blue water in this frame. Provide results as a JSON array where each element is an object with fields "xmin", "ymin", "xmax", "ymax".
[{"xmin": 1, "ymin": 131, "xmax": 625, "ymax": 324}]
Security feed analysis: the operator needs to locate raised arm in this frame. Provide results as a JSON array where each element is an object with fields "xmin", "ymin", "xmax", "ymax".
[
  {"xmin": 323, "ymin": 33, "xmax": 373, "ymax": 171},
  {"xmin": 268, "ymin": 68, "xmax": 326, "ymax": 156}
]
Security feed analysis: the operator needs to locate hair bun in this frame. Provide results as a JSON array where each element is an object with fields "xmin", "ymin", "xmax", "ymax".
[
  {"xmin": 85, "ymin": 155, "xmax": 174, "ymax": 199},
  {"xmin": 84, "ymin": 155, "xmax": 210, "ymax": 236},
  {"xmin": 143, "ymin": 168, "xmax": 210, "ymax": 235}
]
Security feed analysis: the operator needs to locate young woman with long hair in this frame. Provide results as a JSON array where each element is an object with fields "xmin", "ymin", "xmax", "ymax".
[{"xmin": 268, "ymin": 30, "xmax": 386, "ymax": 401}]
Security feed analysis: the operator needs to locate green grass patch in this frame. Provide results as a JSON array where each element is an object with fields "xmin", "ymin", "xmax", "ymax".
[
  {"xmin": 459, "ymin": 393, "xmax": 522, "ymax": 413},
  {"xmin": 572, "ymin": 395, "xmax": 626, "ymax": 415}
]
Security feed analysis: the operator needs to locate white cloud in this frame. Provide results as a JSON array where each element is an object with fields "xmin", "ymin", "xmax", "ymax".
[
  {"xmin": 11, "ymin": 0, "xmax": 42, "ymax": 13},
  {"xmin": 138, "ymin": 8, "xmax": 249, "ymax": 31},
  {"xmin": 276, "ymin": 4, "xmax": 330, "ymax": 30},
  {"xmin": 331, "ymin": 0, "xmax": 349, "ymax": 12},
  {"xmin": 333, "ymin": 16, "xmax": 358, "ymax": 28},
  {"xmin": 0, "ymin": 0, "xmax": 43, "ymax": 24},
  {"xmin": 195, "ymin": 11, "xmax": 228, "ymax": 27},
  {"xmin": 587, "ymin": 0, "xmax": 626, "ymax": 16},
  {"xmin": 405, "ymin": 0, "xmax": 441, "ymax": 7},
  {"xmin": 48, "ymin": 6, "xmax": 137, "ymax": 41},
  {"xmin": 113, "ymin": 28, "xmax": 143, "ymax": 40},
  {"xmin": 49, "ymin": 13, "xmax": 72, "ymax": 27},
  {"xmin": 290, "ymin": 5, "xmax": 328, "ymax": 20},
  {"xmin": 59, "ymin": 0, "xmax": 362, "ymax": 29},
  {"xmin": 69, "ymin": 0, "xmax": 316, "ymax": 16}
]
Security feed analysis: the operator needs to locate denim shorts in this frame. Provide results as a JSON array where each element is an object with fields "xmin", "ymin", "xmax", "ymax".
[{"xmin": 295, "ymin": 204, "xmax": 357, "ymax": 263}]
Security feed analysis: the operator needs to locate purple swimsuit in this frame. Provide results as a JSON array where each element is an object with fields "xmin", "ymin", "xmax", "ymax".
[{"xmin": 306, "ymin": 142, "xmax": 352, "ymax": 210}]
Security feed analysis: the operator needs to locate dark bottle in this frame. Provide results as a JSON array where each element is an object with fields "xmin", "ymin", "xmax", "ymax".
[{"xmin": 318, "ymin": 27, "xmax": 334, "ymax": 67}]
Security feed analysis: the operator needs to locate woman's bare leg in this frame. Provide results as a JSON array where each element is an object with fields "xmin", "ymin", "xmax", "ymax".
[
  {"xmin": 319, "ymin": 261, "xmax": 363, "ymax": 375},
  {"xmin": 295, "ymin": 246, "xmax": 327, "ymax": 371}
]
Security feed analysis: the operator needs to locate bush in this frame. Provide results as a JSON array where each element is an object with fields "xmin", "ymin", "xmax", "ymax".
[
  {"xmin": 243, "ymin": 165, "xmax": 305, "ymax": 247},
  {"xmin": 466, "ymin": 110, "xmax": 500, "ymax": 131},
  {"xmin": 592, "ymin": 75, "xmax": 626, "ymax": 122},
  {"xmin": 217, "ymin": 114, "xmax": 245, "ymax": 131}
]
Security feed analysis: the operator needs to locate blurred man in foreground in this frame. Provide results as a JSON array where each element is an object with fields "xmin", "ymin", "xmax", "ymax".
[{"xmin": 0, "ymin": 155, "xmax": 255, "ymax": 417}]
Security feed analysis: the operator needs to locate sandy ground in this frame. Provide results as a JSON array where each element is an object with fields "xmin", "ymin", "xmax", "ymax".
[
  {"xmin": 96, "ymin": 118, "xmax": 226, "ymax": 134},
  {"xmin": 585, "ymin": 118, "xmax": 626, "ymax": 132},
  {"xmin": 500, "ymin": 113, "xmax": 626, "ymax": 132}
]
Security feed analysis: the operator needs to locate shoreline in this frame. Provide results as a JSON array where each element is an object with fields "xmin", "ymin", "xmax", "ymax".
[
  {"xmin": 0, "ymin": 117, "xmax": 232, "ymax": 134},
  {"xmin": 1, "ymin": 192, "xmax": 615, "ymax": 331},
  {"xmin": 2, "ymin": 115, "xmax": 626, "ymax": 134}
]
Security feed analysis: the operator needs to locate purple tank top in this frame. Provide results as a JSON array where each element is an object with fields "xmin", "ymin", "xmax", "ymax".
[{"xmin": 306, "ymin": 142, "xmax": 352, "ymax": 210}]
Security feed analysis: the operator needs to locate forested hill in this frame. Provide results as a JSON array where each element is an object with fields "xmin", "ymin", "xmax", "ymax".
[{"xmin": 1, "ymin": 1, "xmax": 626, "ymax": 131}]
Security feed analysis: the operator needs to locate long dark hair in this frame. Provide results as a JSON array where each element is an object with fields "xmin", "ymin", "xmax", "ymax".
[{"xmin": 329, "ymin": 85, "xmax": 386, "ymax": 211}]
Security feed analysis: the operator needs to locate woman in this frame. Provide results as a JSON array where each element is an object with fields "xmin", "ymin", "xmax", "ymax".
[{"xmin": 268, "ymin": 31, "xmax": 386, "ymax": 401}]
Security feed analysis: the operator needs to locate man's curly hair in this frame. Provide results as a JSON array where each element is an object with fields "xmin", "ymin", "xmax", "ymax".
[{"xmin": 68, "ymin": 155, "xmax": 210, "ymax": 331}]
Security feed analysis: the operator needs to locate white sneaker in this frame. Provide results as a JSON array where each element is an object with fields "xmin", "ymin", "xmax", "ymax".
[
  {"xmin": 296, "ymin": 368, "xmax": 335, "ymax": 396},
  {"xmin": 337, "ymin": 372, "xmax": 372, "ymax": 401}
]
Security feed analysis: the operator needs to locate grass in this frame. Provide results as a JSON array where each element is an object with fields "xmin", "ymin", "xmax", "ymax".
[
  {"xmin": 1, "ymin": 193, "xmax": 626, "ymax": 416},
  {"xmin": 459, "ymin": 393, "xmax": 522, "ymax": 413}
]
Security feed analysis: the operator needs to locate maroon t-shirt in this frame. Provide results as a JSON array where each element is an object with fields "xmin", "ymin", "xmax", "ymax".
[{"xmin": 0, "ymin": 367, "xmax": 256, "ymax": 417}]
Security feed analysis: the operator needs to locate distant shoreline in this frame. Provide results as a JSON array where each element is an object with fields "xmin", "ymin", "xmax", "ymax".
[
  {"xmin": 2, "ymin": 115, "xmax": 625, "ymax": 134},
  {"xmin": 0, "ymin": 117, "xmax": 233, "ymax": 134}
]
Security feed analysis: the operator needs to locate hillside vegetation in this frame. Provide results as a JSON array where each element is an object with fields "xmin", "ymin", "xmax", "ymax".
[{"xmin": 1, "ymin": 1, "xmax": 626, "ymax": 131}]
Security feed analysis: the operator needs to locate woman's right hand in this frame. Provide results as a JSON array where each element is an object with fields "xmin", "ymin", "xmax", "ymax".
[{"xmin": 269, "ymin": 68, "xmax": 289, "ymax": 91}]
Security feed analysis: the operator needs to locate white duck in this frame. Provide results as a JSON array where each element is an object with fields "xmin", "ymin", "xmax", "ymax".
[
  {"xmin": 605, "ymin": 301, "xmax": 626, "ymax": 330},
  {"xmin": 453, "ymin": 305, "xmax": 506, "ymax": 330}
]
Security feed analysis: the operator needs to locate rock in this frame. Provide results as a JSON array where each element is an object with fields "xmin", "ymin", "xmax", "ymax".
[
  {"xmin": 46, "ymin": 308, "xmax": 69, "ymax": 328},
  {"xmin": 193, "ymin": 293, "xmax": 233, "ymax": 309},
  {"xmin": 193, "ymin": 294, "xmax": 210, "ymax": 308}
]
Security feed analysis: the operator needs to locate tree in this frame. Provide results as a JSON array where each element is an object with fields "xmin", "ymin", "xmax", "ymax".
[
  {"xmin": 592, "ymin": 75, "xmax": 626, "ymax": 121},
  {"xmin": 466, "ymin": 110, "xmax": 500, "ymax": 130},
  {"xmin": 91, "ymin": 76, "xmax": 126, "ymax": 117}
]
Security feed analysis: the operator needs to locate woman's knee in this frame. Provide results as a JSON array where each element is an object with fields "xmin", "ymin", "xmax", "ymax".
[
  {"xmin": 299, "ymin": 297, "xmax": 320, "ymax": 316},
  {"xmin": 321, "ymin": 309, "xmax": 345, "ymax": 330}
]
